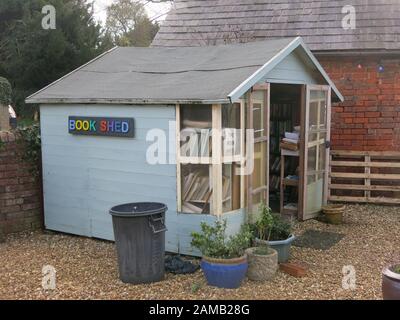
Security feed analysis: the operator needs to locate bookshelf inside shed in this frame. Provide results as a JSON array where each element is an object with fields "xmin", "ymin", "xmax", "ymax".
[{"xmin": 269, "ymin": 84, "xmax": 301, "ymax": 213}]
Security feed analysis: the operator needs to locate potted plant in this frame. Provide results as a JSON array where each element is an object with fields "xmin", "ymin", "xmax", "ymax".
[
  {"xmin": 253, "ymin": 203, "xmax": 295, "ymax": 263},
  {"xmin": 191, "ymin": 220, "xmax": 252, "ymax": 289},
  {"xmin": 322, "ymin": 204, "xmax": 345, "ymax": 225},
  {"xmin": 382, "ymin": 263, "xmax": 400, "ymax": 300},
  {"xmin": 246, "ymin": 203, "xmax": 278, "ymax": 281}
]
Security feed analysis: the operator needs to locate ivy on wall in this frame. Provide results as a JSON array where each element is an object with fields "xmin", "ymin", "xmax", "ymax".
[
  {"xmin": 16, "ymin": 124, "xmax": 41, "ymax": 178},
  {"xmin": 0, "ymin": 77, "xmax": 12, "ymax": 105}
]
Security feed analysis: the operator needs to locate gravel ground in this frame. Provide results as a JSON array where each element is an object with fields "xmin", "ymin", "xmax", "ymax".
[{"xmin": 0, "ymin": 204, "xmax": 399, "ymax": 300}]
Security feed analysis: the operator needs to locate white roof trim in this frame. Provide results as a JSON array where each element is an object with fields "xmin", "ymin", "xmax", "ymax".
[{"xmin": 228, "ymin": 37, "xmax": 344, "ymax": 102}]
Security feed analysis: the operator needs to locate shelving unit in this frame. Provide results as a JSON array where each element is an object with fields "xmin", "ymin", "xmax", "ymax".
[
  {"xmin": 269, "ymin": 102, "xmax": 294, "ymax": 194},
  {"xmin": 280, "ymin": 148, "xmax": 300, "ymax": 217}
]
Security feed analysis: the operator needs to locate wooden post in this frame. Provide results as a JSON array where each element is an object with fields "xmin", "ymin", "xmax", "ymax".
[
  {"xmin": 240, "ymin": 99, "xmax": 246, "ymax": 209},
  {"xmin": 324, "ymin": 87, "xmax": 332, "ymax": 205},
  {"xmin": 212, "ymin": 104, "xmax": 222, "ymax": 217},
  {"xmin": 280, "ymin": 154, "xmax": 285, "ymax": 214},
  {"xmin": 175, "ymin": 104, "xmax": 182, "ymax": 212},
  {"xmin": 247, "ymin": 91, "xmax": 253, "ymax": 215},
  {"xmin": 265, "ymin": 84, "xmax": 270, "ymax": 208},
  {"xmin": 365, "ymin": 155, "xmax": 371, "ymax": 201}
]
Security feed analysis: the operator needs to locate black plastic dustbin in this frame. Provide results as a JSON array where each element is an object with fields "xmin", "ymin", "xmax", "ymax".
[{"xmin": 109, "ymin": 202, "xmax": 168, "ymax": 284}]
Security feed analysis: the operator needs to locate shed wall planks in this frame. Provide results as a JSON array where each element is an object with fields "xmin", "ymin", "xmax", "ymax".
[{"xmin": 40, "ymin": 104, "xmax": 183, "ymax": 253}]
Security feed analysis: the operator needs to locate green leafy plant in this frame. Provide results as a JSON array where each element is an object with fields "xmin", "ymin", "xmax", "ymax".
[
  {"xmin": 191, "ymin": 220, "xmax": 252, "ymax": 259},
  {"xmin": 393, "ymin": 265, "xmax": 400, "ymax": 274},
  {"xmin": 0, "ymin": 77, "xmax": 12, "ymax": 105},
  {"xmin": 253, "ymin": 203, "xmax": 292, "ymax": 242},
  {"xmin": 16, "ymin": 124, "xmax": 41, "ymax": 178},
  {"xmin": 255, "ymin": 202, "xmax": 274, "ymax": 241},
  {"xmin": 269, "ymin": 213, "xmax": 292, "ymax": 241},
  {"xmin": 191, "ymin": 282, "xmax": 202, "ymax": 294}
]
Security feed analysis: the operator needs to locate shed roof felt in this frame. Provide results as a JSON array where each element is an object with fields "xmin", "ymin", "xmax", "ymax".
[
  {"xmin": 152, "ymin": 0, "xmax": 400, "ymax": 52},
  {"xmin": 26, "ymin": 37, "xmax": 343, "ymax": 105}
]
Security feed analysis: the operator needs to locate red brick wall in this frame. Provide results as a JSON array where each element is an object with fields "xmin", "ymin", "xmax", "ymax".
[
  {"xmin": 318, "ymin": 55, "xmax": 400, "ymax": 151},
  {"xmin": 0, "ymin": 131, "xmax": 43, "ymax": 238}
]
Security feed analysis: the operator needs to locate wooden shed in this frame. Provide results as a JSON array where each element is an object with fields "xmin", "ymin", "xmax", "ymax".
[{"xmin": 26, "ymin": 37, "xmax": 343, "ymax": 255}]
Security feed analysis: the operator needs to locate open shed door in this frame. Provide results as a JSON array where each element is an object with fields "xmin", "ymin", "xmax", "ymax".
[
  {"xmin": 247, "ymin": 84, "xmax": 270, "ymax": 218},
  {"xmin": 300, "ymin": 85, "xmax": 331, "ymax": 220}
]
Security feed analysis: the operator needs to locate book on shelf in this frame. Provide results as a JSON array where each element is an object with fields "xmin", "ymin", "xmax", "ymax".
[
  {"xmin": 280, "ymin": 141, "xmax": 299, "ymax": 151},
  {"xmin": 182, "ymin": 172, "xmax": 232, "ymax": 213},
  {"xmin": 280, "ymin": 130, "xmax": 300, "ymax": 152}
]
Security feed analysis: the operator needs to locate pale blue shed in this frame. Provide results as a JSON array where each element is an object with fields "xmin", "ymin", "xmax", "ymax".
[{"xmin": 26, "ymin": 37, "xmax": 343, "ymax": 255}]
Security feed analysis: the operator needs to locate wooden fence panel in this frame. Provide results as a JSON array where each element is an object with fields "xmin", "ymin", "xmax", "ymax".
[{"xmin": 329, "ymin": 151, "xmax": 400, "ymax": 205}]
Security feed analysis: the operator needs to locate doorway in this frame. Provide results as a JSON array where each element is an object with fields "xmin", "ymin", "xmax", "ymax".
[
  {"xmin": 266, "ymin": 83, "xmax": 331, "ymax": 220},
  {"xmin": 268, "ymin": 84, "xmax": 302, "ymax": 215}
]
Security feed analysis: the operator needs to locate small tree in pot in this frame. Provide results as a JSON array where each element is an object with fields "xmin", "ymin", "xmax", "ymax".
[
  {"xmin": 253, "ymin": 203, "xmax": 295, "ymax": 263},
  {"xmin": 191, "ymin": 220, "xmax": 252, "ymax": 289},
  {"xmin": 246, "ymin": 203, "xmax": 278, "ymax": 281}
]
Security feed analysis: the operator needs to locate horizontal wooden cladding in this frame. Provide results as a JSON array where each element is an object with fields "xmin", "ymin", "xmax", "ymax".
[
  {"xmin": 329, "ymin": 150, "xmax": 400, "ymax": 205},
  {"xmin": 329, "ymin": 184, "xmax": 400, "ymax": 192},
  {"xmin": 331, "ymin": 161, "xmax": 400, "ymax": 168},
  {"xmin": 330, "ymin": 172, "xmax": 400, "ymax": 180},
  {"xmin": 330, "ymin": 150, "xmax": 400, "ymax": 158},
  {"xmin": 329, "ymin": 196, "xmax": 400, "ymax": 205}
]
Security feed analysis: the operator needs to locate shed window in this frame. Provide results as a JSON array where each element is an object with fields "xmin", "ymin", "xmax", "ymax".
[{"xmin": 177, "ymin": 103, "xmax": 245, "ymax": 215}]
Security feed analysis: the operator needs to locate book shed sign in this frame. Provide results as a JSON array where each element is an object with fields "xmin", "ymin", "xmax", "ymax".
[{"xmin": 68, "ymin": 116, "xmax": 134, "ymax": 138}]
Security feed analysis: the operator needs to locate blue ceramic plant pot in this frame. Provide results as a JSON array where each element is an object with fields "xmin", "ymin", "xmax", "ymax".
[{"xmin": 201, "ymin": 256, "xmax": 248, "ymax": 289}]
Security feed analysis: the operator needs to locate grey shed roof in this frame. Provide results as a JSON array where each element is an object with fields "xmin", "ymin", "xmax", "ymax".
[
  {"xmin": 26, "ymin": 37, "xmax": 343, "ymax": 105},
  {"xmin": 152, "ymin": 0, "xmax": 400, "ymax": 52}
]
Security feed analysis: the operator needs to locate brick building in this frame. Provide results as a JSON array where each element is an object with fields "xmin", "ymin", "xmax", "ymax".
[
  {"xmin": 152, "ymin": 0, "xmax": 400, "ymax": 151},
  {"xmin": 0, "ymin": 132, "xmax": 42, "ymax": 239}
]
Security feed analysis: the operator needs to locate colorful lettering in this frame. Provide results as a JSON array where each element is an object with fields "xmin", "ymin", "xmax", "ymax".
[
  {"xmin": 107, "ymin": 121, "xmax": 114, "ymax": 132},
  {"xmin": 100, "ymin": 121, "xmax": 107, "ymax": 132},
  {"xmin": 82, "ymin": 121, "xmax": 89, "ymax": 131},
  {"xmin": 75, "ymin": 120, "xmax": 83, "ymax": 130},
  {"xmin": 122, "ymin": 122, "xmax": 129, "ymax": 133},
  {"xmin": 69, "ymin": 117, "xmax": 133, "ymax": 137},
  {"xmin": 90, "ymin": 120, "xmax": 96, "ymax": 131},
  {"xmin": 115, "ymin": 121, "xmax": 122, "ymax": 133}
]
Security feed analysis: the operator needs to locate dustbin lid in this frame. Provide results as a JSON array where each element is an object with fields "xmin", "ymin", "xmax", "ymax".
[{"xmin": 109, "ymin": 202, "xmax": 168, "ymax": 217}]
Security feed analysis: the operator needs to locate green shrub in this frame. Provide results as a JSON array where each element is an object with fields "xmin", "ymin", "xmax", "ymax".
[
  {"xmin": 253, "ymin": 203, "xmax": 292, "ymax": 241},
  {"xmin": 191, "ymin": 220, "xmax": 252, "ymax": 259},
  {"xmin": 0, "ymin": 77, "xmax": 12, "ymax": 105},
  {"xmin": 255, "ymin": 203, "xmax": 274, "ymax": 241},
  {"xmin": 16, "ymin": 124, "xmax": 41, "ymax": 178},
  {"xmin": 269, "ymin": 213, "xmax": 292, "ymax": 241}
]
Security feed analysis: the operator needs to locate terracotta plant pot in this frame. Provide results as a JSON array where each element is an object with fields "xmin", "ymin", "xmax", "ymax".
[
  {"xmin": 382, "ymin": 264, "xmax": 400, "ymax": 300},
  {"xmin": 245, "ymin": 247, "xmax": 278, "ymax": 281},
  {"xmin": 201, "ymin": 255, "xmax": 248, "ymax": 289},
  {"xmin": 322, "ymin": 204, "xmax": 345, "ymax": 225}
]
